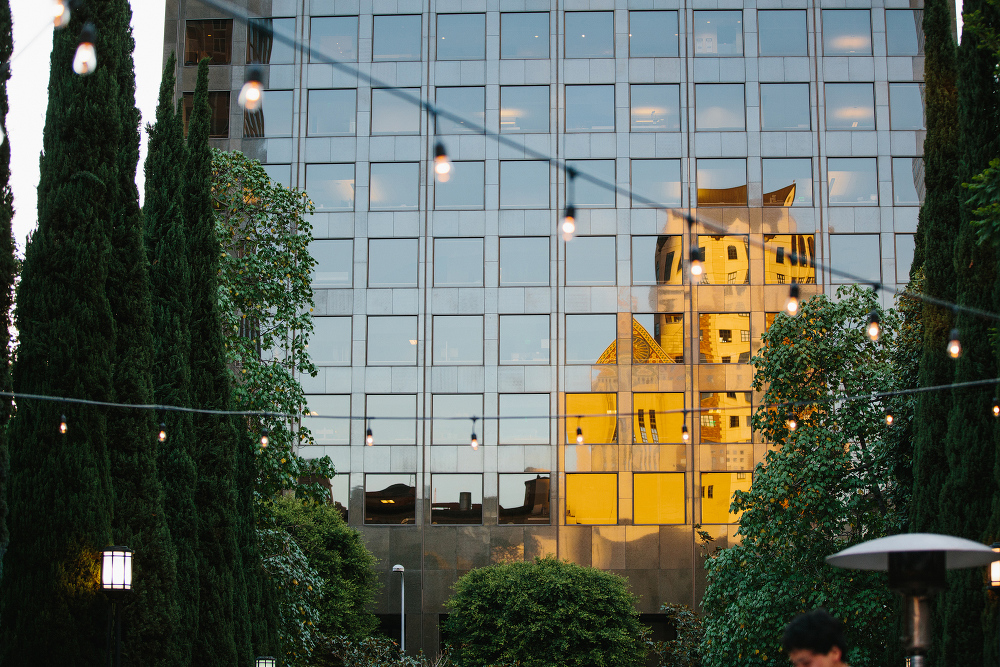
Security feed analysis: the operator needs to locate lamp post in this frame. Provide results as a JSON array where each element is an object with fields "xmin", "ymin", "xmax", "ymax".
[
  {"xmin": 393, "ymin": 564, "xmax": 405, "ymax": 654},
  {"xmin": 101, "ymin": 547, "xmax": 133, "ymax": 667},
  {"xmin": 988, "ymin": 542, "xmax": 1000, "ymax": 665},
  {"xmin": 827, "ymin": 533, "xmax": 997, "ymax": 667}
]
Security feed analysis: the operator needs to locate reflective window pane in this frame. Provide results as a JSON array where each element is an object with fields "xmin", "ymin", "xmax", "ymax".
[
  {"xmin": 263, "ymin": 164, "xmax": 291, "ymax": 188},
  {"xmin": 696, "ymin": 84, "xmax": 745, "ymax": 130},
  {"xmin": 630, "ymin": 84, "xmax": 681, "ymax": 132},
  {"xmin": 893, "ymin": 157, "xmax": 924, "ymax": 205},
  {"xmin": 499, "ymin": 474, "xmax": 551, "ymax": 524},
  {"xmin": 437, "ymin": 14, "xmax": 485, "ymax": 60},
  {"xmin": 499, "ymin": 394, "xmax": 549, "ymax": 444},
  {"xmin": 311, "ymin": 316, "xmax": 351, "ymax": 365},
  {"xmin": 631, "ymin": 159, "xmax": 682, "ymax": 208},
  {"xmin": 311, "ymin": 239, "xmax": 353, "ymax": 288},
  {"xmin": 500, "ymin": 238, "xmax": 549, "ymax": 286},
  {"xmin": 696, "ymin": 159, "xmax": 747, "ymax": 206},
  {"xmin": 566, "ymin": 473, "xmax": 617, "ymax": 524},
  {"xmin": 699, "ymin": 392, "xmax": 751, "ymax": 443},
  {"xmin": 566, "ymin": 237, "xmax": 616, "ymax": 286},
  {"xmin": 629, "ymin": 11, "xmax": 679, "ymax": 57},
  {"xmin": 886, "ymin": 10, "xmax": 922, "ymax": 56},
  {"xmin": 306, "ymin": 164, "xmax": 355, "ymax": 211},
  {"xmin": 371, "ymin": 88, "xmax": 420, "ymax": 134},
  {"xmin": 829, "ymin": 234, "xmax": 880, "ymax": 284},
  {"xmin": 368, "ymin": 238, "xmax": 417, "ymax": 287},
  {"xmin": 303, "ymin": 394, "xmax": 350, "ymax": 445},
  {"xmin": 501, "ymin": 86, "xmax": 549, "ymax": 133},
  {"xmin": 245, "ymin": 90, "xmax": 293, "ymax": 137},
  {"xmin": 370, "ymin": 163, "xmax": 419, "ymax": 210},
  {"xmin": 701, "ymin": 472, "xmax": 751, "ymax": 523},
  {"xmin": 433, "ymin": 316, "xmax": 484, "ymax": 365},
  {"xmin": 431, "ymin": 474, "xmax": 483, "ymax": 525},
  {"xmin": 828, "ymin": 157, "xmax": 878, "ymax": 205},
  {"xmin": 500, "ymin": 161, "xmax": 549, "ymax": 208},
  {"xmin": 247, "ymin": 18, "xmax": 295, "ymax": 64},
  {"xmin": 365, "ymin": 395, "xmax": 417, "ymax": 445},
  {"xmin": 896, "ymin": 234, "xmax": 916, "ymax": 283},
  {"xmin": 703, "ymin": 443, "xmax": 753, "ymax": 470},
  {"xmin": 566, "ymin": 393, "xmax": 617, "ymax": 444},
  {"xmin": 501, "ymin": 13, "xmax": 549, "ymax": 59},
  {"xmin": 631, "ymin": 236, "xmax": 683, "ymax": 286},
  {"xmin": 825, "ymin": 83, "xmax": 875, "ymax": 130},
  {"xmin": 373, "ymin": 15, "xmax": 421, "ymax": 61},
  {"xmin": 365, "ymin": 473, "xmax": 416, "ymax": 524},
  {"xmin": 760, "ymin": 83, "xmax": 810, "ymax": 131},
  {"xmin": 310, "ymin": 16, "xmax": 358, "ymax": 62},
  {"xmin": 435, "ymin": 162, "xmax": 485, "ymax": 210},
  {"xmin": 822, "ymin": 10, "xmax": 872, "ymax": 55},
  {"xmin": 307, "ymin": 89, "xmax": 357, "ymax": 136},
  {"xmin": 633, "ymin": 393, "xmax": 684, "ymax": 441},
  {"xmin": 432, "ymin": 394, "xmax": 483, "ymax": 444},
  {"xmin": 634, "ymin": 473, "xmax": 685, "ymax": 524},
  {"xmin": 889, "ymin": 83, "xmax": 925, "ymax": 130},
  {"xmin": 185, "ymin": 19, "xmax": 233, "ymax": 65},
  {"xmin": 434, "ymin": 238, "xmax": 483, "ymax": 287},
  {"xmin": 566, "ymin": 85, "xmax": 615, "ymax": 132},
  {"xmin": 436, "ymin": 87, "xmax": 485, "ymax": 134},
  {"xmin": 695, "ymin": 235, "xmax": 749, "ymax": 285},
  {"xmin": 566, "ymin": 159, "xmax": 616, "ymax": 207},
  {"xmin": 367, "ymin": 316, "xmax": 418, "ymax": 365},
  {"xmin": 762, "ymin": 158, "xmax": 813, "ymax": 207},
  {"xmin": 694, "ymin": 11, "xmax": 743, "ymax": 56},
  {"xmin": 566, "ymin": 314, "xmax": 616, "ymax": 364},
  {"xmin": 565, "ymin": 12, "xmax": 614, "ymax": 58},
  {"xmin": 499, "ymin": 315, "xmax": 550, "ymax": 364},
  {"xmin": 698, "ymin": 313, "xmax": 751, "ymax": 363},
  {"xmin": 764, "ymin": 234, "xmax": 817, "ymax": 284},
  {"xmin": 633, "ymin": 314, "xmax": 684, "ymax": 364},
  {"xmin": 758, "ymin": 10, "xmax": 807, "ymax": 56},
  {"xmin": 182, "ymin": 91, "xmax": 230, "ymax": 138}
]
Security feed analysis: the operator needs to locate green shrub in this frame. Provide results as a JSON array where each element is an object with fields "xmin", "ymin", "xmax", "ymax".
[{"xmin": 443, "ymin": 557, "xmax": 646, "ymax": 667}]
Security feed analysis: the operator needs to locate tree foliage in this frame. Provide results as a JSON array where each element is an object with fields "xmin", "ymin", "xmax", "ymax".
[
  {"xmin": 0, "ymin": 0, "xmax": 15, "ymax": 582},
  {"xmin": 700, "ymin": 287, "xmax": 902, "ymax": 667},
  {"xmin": 648, "ymin": 604, "xmax": 704, "ymax": 667},
  {"xmin": 443, "ymin": 557, "xmax": 647, "ymax": 667}
]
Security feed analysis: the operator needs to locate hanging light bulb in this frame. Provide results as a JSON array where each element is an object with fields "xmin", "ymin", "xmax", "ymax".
[
  {"xmin": 434, "ymin": 142, "xmax": 451, "ymax": 182},
  {"xmin": 73, "ymin": 23, "xmax": 97, "ymax": 76},
  {"xmin": 53, "ymin": 0, "xmax": 71, "ymax": 28},
  {"xmin": 158, "ymin": 422, "xmax": 167, "ymax": 442},
  {"xmin": 470, "ymin": 417, "xmax": 479, "ymax": 450},
  {"xmin": 884, "ymin": 410, "xmax": 894, "ymax": 426},
  {"xmin": 260, "ymin": 429, "xmax": 269, "ymax": 447},
  {"xmin": 786, "ymin": 414, "xmax": 797, "ymax": 431},
  {"xmin": 993, "ymin": 398, "xmax": 999, "ymax": 418},
  {"xmin": 681, "ymin": 424, "xmax": 689, "ymax": 442},
  {"xmin": 947, "ymin": 328, "xmax": 962, "ymax": 358},
  {"xmin": 365, "ymin": 426, "xmax": 374, "ymax": 446},
  {"xmin": 576, "ymin": 426, "xmax": 584, "ymax": 444},
  {"xmin": 59, "ymin": 414, "xmax": 67, "ymax": 434},
  {"xmin": 238, "ymin": 67, "xmax": 264, "ymax": 111},
  {"xmin": 561, "ymin": 205, "xmax": 576, "ymax": 242},
  {"xmin": 690, "ymin": 247, "xmax": 704, "ymax": 277},
  {"xmin": 786, "ymin": 283, "xmax": 800, "ymax": 316},
  {"xmin": 865, "ymin": 310, "xmax": 881, "ymax": 342}
]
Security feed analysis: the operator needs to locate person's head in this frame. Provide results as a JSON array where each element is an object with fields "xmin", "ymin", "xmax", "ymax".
[{"xmin": 782, "ymin": 609, "xmax": 848, "ymax": 667}]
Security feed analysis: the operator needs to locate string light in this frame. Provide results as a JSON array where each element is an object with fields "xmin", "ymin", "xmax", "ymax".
[
  {"xmin": 681, "ymin": 412, "xmax": 690, "ymax": 442},
  {"xmin": 434, "ymin": 142, "xmax": 451, "ymax": 182},
  {"xmin": 865, "ymin": 310, "xmax": 881, "ymax": 342},
  {"xmin": 993, "ymin": 398, "xmax": 999, "ymax": 417},
  {"xmin": 785, "ymin": 283, "xmax": 800, "ymax": 316},
  {"xmin": 561, "ymin": 205, "xmax": 576, "ymax": 242},
  {"xmin": 884, "ymin": 410, "xmax": 894, "ymax": 426},
  {"xmin": 73, "ymin": 23, "xmax": 97, "ymax": 76},
  {"xmin": 690, "ymin": 247, "xmax": 704, "ymax": 277},
  {"xmin": 260, "ymin": 429, "xmax": 269, "ymax": 447},
  {"xmin": 948, "ymin": 328, "xmax": 962, "ymax": 358},
  {"xmin": 53, "ymin": 0, "xmax": 74, "ymax": 28},
  {"xmin": 366, "ymin": 420, "xmax": 374, "ymax": 446},
  {"xmin": 238, "ymin": 67, "xmax": 264, "ymax": 111},
  {"xmin": 59, "ymin": 414, "xmax": 67, "ymax": 434},
  {"xmin": 470, "ymin": 417, "xmax": 479, "ymax": 450},
  {"xmin": 158, "ymin": 422, "xmax": 167, "ymax": 442},
  {"xmin": 576, "ymin": 426, "xmax": 584, "ymax": 444},
  {"xmin": 786, "ymin": 414, "xmax": 797, "ymax": 431}
]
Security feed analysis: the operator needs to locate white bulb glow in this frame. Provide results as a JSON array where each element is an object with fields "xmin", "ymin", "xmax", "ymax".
[
  {"xmin": 54, "ymin": 1, "xmax": 70, "ymax": 28},
  {"xmin": 238, "ymin": 81, "xmax": 263, "ymax": 111},
  {"xmin": 73, "ymin": 42, "xmax": 97, "ymax": 75}
]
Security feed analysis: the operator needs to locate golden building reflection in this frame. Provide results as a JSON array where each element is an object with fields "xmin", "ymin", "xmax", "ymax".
[
  {"xmin": 566, "ymin": 473, "xmax": 618, "ymax": 524},
  {"xmin": 698, "ymin": 391, "xmax": 752, "ymax": 443},
  {"xmin": 764, "ymin": 234, "xmax": 816, "ymax": 284},
  {"xmin": 699, "ymin": 313, "xmax": 751, "ymax": 363},
  {"xmin": 695, "ymin": 235, "xmax": 749, "ymax": 285},
  {"xmin": 634, "ymin": 473, "xmax": 686, "ymax": 524},
  {"xmin": 701, "ymin": 472, "xmax": 752, "ymax": 523},
  {"xmin": 633, "ymin": 393, "xmax": 685, "ymax": 443}
]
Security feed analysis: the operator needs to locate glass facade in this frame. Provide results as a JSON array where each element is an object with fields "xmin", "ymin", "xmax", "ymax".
[{"xmin": 166, "ymin": 0, "xmax": 924, "ymax": 650}]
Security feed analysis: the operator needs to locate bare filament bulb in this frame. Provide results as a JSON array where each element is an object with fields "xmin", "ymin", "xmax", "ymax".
[
  {"xmin": 576, "ymin": 426, "xmax": 584, "ymax": 444},
  {"xmin": 681, "ymin": 424, "xmax": 689, "ymax": 442},
  {"xmin": 865, "ymin": 310, "xmax": 881, "ymax": 342},
  {"xmin": 947, "ymin": 328, "xmax": 962, "ymax": 359},
  {"xmin": 690, "ymin": 248, "xmax": 704, "ymax": 277},
  {"xmin": 562, "ymin": 205, "xmax": 576, "ymax": 242},
  {"xmin": 73, "ymin": 23, "xmax": 97, "ymax": 76},
  {"xmin": 238, "ymin": 68, "xmax": 264, "ymax": 111},
  {"xmin": 366, "ymin": 427, "xmax": 374, "ymax": 446},
  {"xmin": 260, "ymin": 430, "xmax": 269, "ymax": 447},
  {"xmin": 158, "ymin": 423, "xmax": 167, "ymax": 442},
  {"xmin": 786, "ymin": 415, "xmax": 797, "ymax": 431},
  {"xmin": 993, "ymin": 398, "xmax": 999, "ymax": 418},
  {"xmin": 54, "ymin": 0, "xmax": 71, "ymax": 28},
  {"xmin": 60, "ymin": 414, "xmax": 67, "ymax": 434},
  {"xmin": 786, "ymin": 283, "xmax": 800, "ymax": 316},
  {"xmin": 434, "ymin": 142, "xmax": 451, "ymax": 182},
  {"xmin": 884, "ymin": 411, "xmax": 894, "ymax": 426}
]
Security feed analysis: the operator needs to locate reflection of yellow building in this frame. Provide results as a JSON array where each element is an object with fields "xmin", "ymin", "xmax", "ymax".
[
  {"xmin": 633, "ymin": 393, "xmax": 685, "ymax": 443},
  {"xmin": 764, "ymin": 234, "xmax": 816, "ymax": 284},
  {"xmin": 701, "ymin": 472, "xmax": 752, "ymax": 523},
  {"xmin": 695, "ymin": 235, "xmax": 749, "ymax": 285},
  {"xmin": 763, "ymin": 182, "xmax": 796, "ymax": 207},
  {"xmin": 697, "ymin": 184, "xmax": 747, "ymax": 206},
  {"xmin": 597, "ymin": 317, "xmax": 682, "ymax": 364},
  {"xmin": 565, "ymin": 393, "xmax": 617, "ymax": 443},
  {"xmin": 634, "ymin": 473, "xmax": 685, "ymax": 524},
  {"xmin": 699, "ymin": 313, "xmax": 751, "ymax": 363},
  {"xmin": 566, "ymin": 473, "xmax": 617, "ymax": 524},
  {"xmin": 699, "ymin": 392, "xmax": 752, "ymax": 443},
  {"xmin": 650, "ymin": 235, "xmax": 683, "ymax": 285}
]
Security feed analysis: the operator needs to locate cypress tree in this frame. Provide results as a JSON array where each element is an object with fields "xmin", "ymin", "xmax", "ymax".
[
  {"xmin": 0, "ymin": 2, "xmax": 118, "ymax": 661},
  {"xmin": 0, "ymin": 0, "xmax": 15, "ymax": 582},
  {"xmin": 144, "ymin": 52, "xmax": 200, "ymax": 665},
  {"xmin": 909, "ymin": 0, "xmax": 960, "ymax": 536},
  {"xmin": 104, "ymin": 1, "xmax": 182, "ymax": 663},
  {"xmin": 186, "ymin": 59, "xmax": 252, "ymax": 665}
]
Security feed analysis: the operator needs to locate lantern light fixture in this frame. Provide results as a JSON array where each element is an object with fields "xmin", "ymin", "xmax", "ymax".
[{"xmin": 101, "ymin": 546, "xmax": 133, "ymax": 592}]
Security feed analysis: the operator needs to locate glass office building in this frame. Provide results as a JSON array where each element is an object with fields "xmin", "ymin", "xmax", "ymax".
[{"xmin": 166, "ymin": 0, "xmax": 924, "ymax": 651}]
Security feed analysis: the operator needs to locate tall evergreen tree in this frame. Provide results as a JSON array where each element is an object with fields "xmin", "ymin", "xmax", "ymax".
[
  {"xmin": 0, "ymin": 0, "xmax": 16, "ymax": 583},
  {"xmin": 186, "ymin": 59, "xmax": 253, "ymax": 665},
  {"xmin": 144, "ymin": 53, "xmax": 200, "ymax": 666},
  {"xmin": 104, "ymin": 1, "xmax": 181, "ymax": 663},
  {"xmin": 0, "ymin": 2, "xmax": 118, "ymax": 662}
]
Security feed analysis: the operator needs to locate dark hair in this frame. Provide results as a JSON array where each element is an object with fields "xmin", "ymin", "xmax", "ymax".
[{"xmin": 782, "ymin": 608, "xmax": 847, "ymax": 656}]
